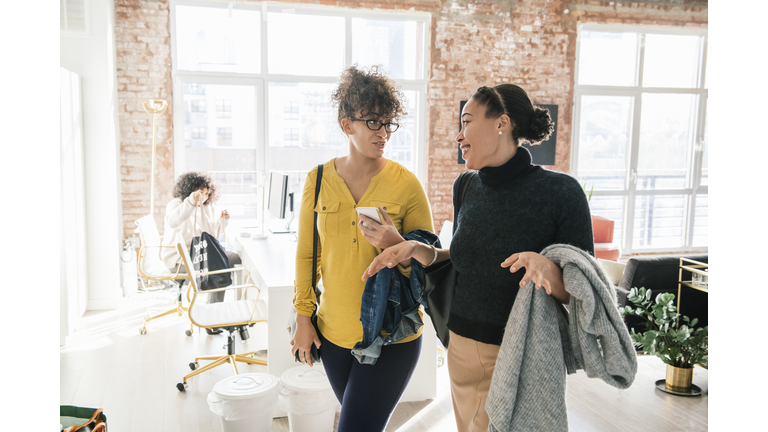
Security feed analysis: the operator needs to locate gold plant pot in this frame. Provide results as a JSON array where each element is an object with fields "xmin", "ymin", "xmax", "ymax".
[{"xmin": 665, "ymin": 365, "xmax": 693, "ymax": 392}]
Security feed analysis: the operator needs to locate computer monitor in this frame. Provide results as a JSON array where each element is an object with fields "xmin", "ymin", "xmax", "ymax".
[
  {"xmin": 267, "ymin": 171, "xmax": 289, "ymax": 219},
  {"xmin": 267, "ymin": 171, "xmax": 295, "ymax": 234}
]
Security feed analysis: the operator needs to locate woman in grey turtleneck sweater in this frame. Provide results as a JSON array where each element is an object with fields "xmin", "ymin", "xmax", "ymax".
[{"xmin": 363, "ymin": 84, "xmax": 594, "ymax": 432}]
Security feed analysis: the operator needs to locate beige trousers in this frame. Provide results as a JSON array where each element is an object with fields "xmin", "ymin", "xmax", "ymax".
[{"xmin": 447, "ymin": 330, "xmax": 501, "ymax": 432}]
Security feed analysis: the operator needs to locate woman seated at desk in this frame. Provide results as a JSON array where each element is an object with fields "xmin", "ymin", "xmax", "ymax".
[{"xmin": 161, "ymin": 171, "xmax": 241, "ymax": 335}]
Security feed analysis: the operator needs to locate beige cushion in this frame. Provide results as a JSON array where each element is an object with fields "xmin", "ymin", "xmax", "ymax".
[{"xmin": 598, "ymin": 259, "xmax": 626, "ymax": 286}]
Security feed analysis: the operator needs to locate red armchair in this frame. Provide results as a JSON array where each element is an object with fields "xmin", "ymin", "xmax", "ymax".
[{"xmin": 592, "ymin": 215, "xmax": 621, "ymax": 261}]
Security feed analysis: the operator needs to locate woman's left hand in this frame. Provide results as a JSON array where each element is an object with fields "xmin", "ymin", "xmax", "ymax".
[
  {"xmin": 221, "ymin": 210, "xmax": 230, "ymax": 220},
  {"xmin": 362, "ymin": 240, "xmax": 416, "ymax": 281},
  {"xmin": 501, "ymin": 252, "xmax": 563, "ymax": 297},
  {"xmin": 359, "ymin": 206, "xmax": 403, "ymax": 249}
]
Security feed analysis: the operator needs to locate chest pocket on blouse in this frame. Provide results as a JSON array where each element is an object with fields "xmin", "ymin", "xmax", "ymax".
[
  {"xmin": 316, "ymin": 201, "xmax": 340, "ymax": 236},
  {"xmin": 378, "ymin": 202, "xmax": 403, "ymax": 232}
]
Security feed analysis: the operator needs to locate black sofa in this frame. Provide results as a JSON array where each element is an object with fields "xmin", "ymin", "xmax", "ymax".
[{"xmin": 615, "ymin": 254, "xmax": 708, "ymax": 333}]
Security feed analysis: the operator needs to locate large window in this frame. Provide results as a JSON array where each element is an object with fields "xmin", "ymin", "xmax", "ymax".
[
  {"xmin": 171, "ymin": 1, "xmax": 430, "ymax": 227},
  {"xmin": 572, "ymin": 24, "xmax": 708, "ymax": 253}
]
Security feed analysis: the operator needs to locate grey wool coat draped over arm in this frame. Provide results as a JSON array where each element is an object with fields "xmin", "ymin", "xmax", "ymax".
[{"xmin": 486, "ymin": 244, "xmax": 638, "ymax": 432}]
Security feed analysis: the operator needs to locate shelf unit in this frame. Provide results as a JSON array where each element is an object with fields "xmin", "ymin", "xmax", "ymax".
[
  {"xmin": 677, "ymin": 257, "xmax": 708, "ymax": 369},
  {"xmin": 678, "ymin": 257, "xmax": 709, "ymax": 295}
]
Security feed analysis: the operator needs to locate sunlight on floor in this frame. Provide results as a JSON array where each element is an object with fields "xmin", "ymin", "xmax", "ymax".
[{"xmin": 61, "ymin": 288, "xmax": 182, "ymax": 351}]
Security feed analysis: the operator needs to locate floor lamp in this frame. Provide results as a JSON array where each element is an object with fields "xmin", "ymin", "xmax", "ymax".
[
  {"xmin": 139, "ymin": 99, "xmax": 191, "ymax": 335},
  {"xmin": 142, "ymin": 99, "xmax": 168, "ymax": 217}
]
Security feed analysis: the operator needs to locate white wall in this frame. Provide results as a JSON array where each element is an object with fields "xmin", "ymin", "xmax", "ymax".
[
  {"xmin": 61, "ymin": 0, "xmax": 122, "ymax": 311},
  {"xmin": 60, "ymin": 68, "xmax": 89, "ymax": 345}
]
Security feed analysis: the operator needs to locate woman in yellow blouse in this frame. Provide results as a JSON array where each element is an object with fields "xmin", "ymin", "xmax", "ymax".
[{"xmin": 291, "ymin": 65, "xmax": 434, "ymax": 432}]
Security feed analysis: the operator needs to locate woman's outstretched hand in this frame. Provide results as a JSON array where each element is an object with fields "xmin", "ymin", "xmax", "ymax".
[
  {"xmin": 359, "ymin": 206, "xmax": 403, "ymax": 249},
  {"xmin": 361, "ymin": 240, "xmax": 416, "ymax": 281},
  {"xmin": 501, "ymin": 252, "xmax": 569, "ymax": 303}
]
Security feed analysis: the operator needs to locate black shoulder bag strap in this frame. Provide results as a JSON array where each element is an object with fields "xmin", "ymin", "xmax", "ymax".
[
  {"xmin": 452, "ymin": 171, "xmax": 475, "ymax": 236},
  {"xmin": 312, "ymin": 164, "xmax": 323, "ymax": 304}
]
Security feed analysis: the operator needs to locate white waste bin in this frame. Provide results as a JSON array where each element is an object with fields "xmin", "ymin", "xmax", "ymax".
[
  {"xmin": 208, "ymin": 373, "xmax": 281, "ymax": 432},
  {"xmin": 278, "ymin": 365, "xmax": 339, "ymax": 432}
]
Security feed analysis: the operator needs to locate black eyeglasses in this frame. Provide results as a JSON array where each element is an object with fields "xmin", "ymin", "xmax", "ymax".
[{"xmin": 349, "ymin": 118, "xmax": 400, "ymax": 133}]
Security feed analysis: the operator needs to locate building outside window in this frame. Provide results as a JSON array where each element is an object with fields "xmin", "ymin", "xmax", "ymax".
[
  {"xmin": 283, "ymin": 128, "xmax": 299, "ymax": 146},
  {"xmin": 218, "ymin": 127, "xmax": 232, "ymax": 147},
  {"xmin": 572, "ymin": 24, "xmax": 708, "ymax": 253},
  {"xmin": 190, "ymin": 99, "xmax": 207, "ymax": 113},
  {"xmin": 284, "ymin": 101, "xmax": 299, "ymax": 120},
  {"xmin": 190, "ymin": 127, "xmax": 206, "ymax": 139},
  {"xmin": 171, "ymin": 2, "xmax": 429, "ymax": 225},
  {"xmin": 216, "ymin": 99, "xmax": 232, "ymax": 118}
]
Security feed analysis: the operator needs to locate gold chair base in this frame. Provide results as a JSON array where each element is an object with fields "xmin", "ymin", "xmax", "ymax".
[
  {"xmin": 140, "ymin": 300, "xmax": 193, "ymax": 335},
  {"xmin": 183, "ymin": 352, "xmax": 268, "ymax": 383}
]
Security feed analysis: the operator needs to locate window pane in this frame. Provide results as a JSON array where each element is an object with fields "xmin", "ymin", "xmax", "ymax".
[
  {"xmin": 183, "ymin": 83, "xmax": 259, "ymax": 220},
  {"xmin": 382, "ymin": 91, "xmax": 417, "ymax": 171},
  {"xmin": 268, "ymin": 82, "xmax": 345, "ymax": 172},
  {"xmin": 351, "ymin": 19, "xmax": 424, "ymax": 80},
  {"xmin": 175, "ymin": 6, "xmax": 260, "ymax": 73},
  {"xmin": 633, "ymin": 194, "xmax": 687, "ymax": 248},
  {"xmin": 589, "ymin": 196, "xmax": 624, "ymax": 245},
  {"xmin": 692, "ymin": 194, "xmax": 707, "ymax": 247},
  {"xmin": 268, "ymin": 13, "xmax": 344, "ymax": 76},
  {"xmin": 637, "ymin": 94, "xmax": 697, "ymax": 190},
  {"xmin": 700, "ymin": 99, "xmax": 708, "ymax": 186},
  {"xmin": 577, "ymin": 31, "xmax": 637, "ymax": 86},
  {"xmin": 576, "ymin": 96, "xmax": 632, "ymax": 190},
  {"xmin": 704, "ymin": 42, "xmax": 708, "ymax": 89},
  {"xmin": 643, "ymin": 34, "xmax": 700, "ymax": 88}
]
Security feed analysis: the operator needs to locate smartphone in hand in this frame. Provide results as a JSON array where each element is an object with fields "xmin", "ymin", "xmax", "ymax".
[{"xmin": 355, "ymin": 207, "xmax": 383, "ymax": 225}]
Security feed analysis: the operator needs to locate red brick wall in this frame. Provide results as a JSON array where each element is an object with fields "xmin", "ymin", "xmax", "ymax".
[
  {"xmin": 115, "ymin": 0, "xmax": 174, "ymax": 236},
  {"xmin": 113, "ymin": 0, "xmax": 707, "ymax": 238},
  {"xmin": 426, "ymin": 0, "xmax": 707, "ymax": 228}
]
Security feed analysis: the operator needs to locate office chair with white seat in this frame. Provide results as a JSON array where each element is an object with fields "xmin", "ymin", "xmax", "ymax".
[
  {"xmin": 135, "ymin": 215, "xmax": 192, "ymax": 336},
  {"xmin": 174, "ymin": 235, "xmax": 268, "ymax": 392}
]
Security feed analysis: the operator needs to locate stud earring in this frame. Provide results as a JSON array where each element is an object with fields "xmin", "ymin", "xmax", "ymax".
[{"xmin": 498, "ymin": 131, "xmax": 503, "ymax": 135}]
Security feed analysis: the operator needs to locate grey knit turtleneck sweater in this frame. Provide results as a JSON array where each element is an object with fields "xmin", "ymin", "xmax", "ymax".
[{"xmin": 449, "ymin": 147, "xmax": 595, "ymax": 345}]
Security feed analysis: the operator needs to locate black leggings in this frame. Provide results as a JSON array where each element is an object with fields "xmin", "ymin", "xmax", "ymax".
[{"xmin": 318, "ymin": 328, "xmax": 422, "ymax": 432}]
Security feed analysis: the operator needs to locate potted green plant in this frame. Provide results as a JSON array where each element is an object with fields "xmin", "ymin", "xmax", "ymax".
[{"xmin": 620, "ymin": 287, "xmax": 708, "ymax": 393}]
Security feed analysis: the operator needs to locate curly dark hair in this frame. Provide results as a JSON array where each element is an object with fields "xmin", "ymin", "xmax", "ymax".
[
  {"xmin": 172, "ymin": 172, "xmax": 220, "ymax": 205},
  {"xmin": 331, "ymin": 65, "xmax": 407, "ymax": 133},
  {"xmin": 471, "ymin": 84, "xmax": 554, "ymax": 145}
]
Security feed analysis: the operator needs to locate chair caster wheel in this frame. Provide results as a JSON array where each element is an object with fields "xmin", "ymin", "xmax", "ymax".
[
  {"xmin": 185, "ymin": 329, "xmax": 192, "ymax": 337},
  {"xmin": 177, "ymin": 382, "xmax": 188, "ymax": 392},
  {"xmin": 189, "ymin": 362, "xmax": 198, "ymax": 371},
  {"xmin": 140, "ymin": 328, "xmax": 147, "ymax": 335}
]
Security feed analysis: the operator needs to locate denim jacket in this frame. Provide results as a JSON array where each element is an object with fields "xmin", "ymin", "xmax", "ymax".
[{"xmin": 351, "ymin": 230, "xmax": 441, "ymax": 364}]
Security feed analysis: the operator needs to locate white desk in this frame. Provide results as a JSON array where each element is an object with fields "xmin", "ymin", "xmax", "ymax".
[{"xmin": 228, "ymin": 233, "xmax": 437, "ymax": 411}]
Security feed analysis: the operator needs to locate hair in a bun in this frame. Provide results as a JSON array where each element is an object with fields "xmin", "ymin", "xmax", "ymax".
[
  {"xmin": 470, "ymin": 84, "xmax": 554, "ymax": 145},
  {"xmin": 528, "ymin": 106, "xmax": 554, "ymax": 143}
]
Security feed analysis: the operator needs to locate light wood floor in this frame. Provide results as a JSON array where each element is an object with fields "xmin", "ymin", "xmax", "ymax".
[{"xmin": 60, "ymin": 288, "xmax": 708, "ymax": 432}]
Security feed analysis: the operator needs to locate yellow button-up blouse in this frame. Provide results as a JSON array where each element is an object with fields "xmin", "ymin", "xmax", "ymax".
[{"xmin": 294, "ymin": 159, "xmax": 434, "ymax": 349}]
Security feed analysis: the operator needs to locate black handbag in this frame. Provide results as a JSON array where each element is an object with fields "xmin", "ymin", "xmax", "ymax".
[
  {"xmin": 289, "ymin": 164, "xmax": 323, "ymax": 364},
  {"xmin": 423, "ymin": 171, "xmax": 475, "ymax": 348},
  {"xmin": 189, "ymin": 205, "xmax": 231, "ymax": 291}
]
